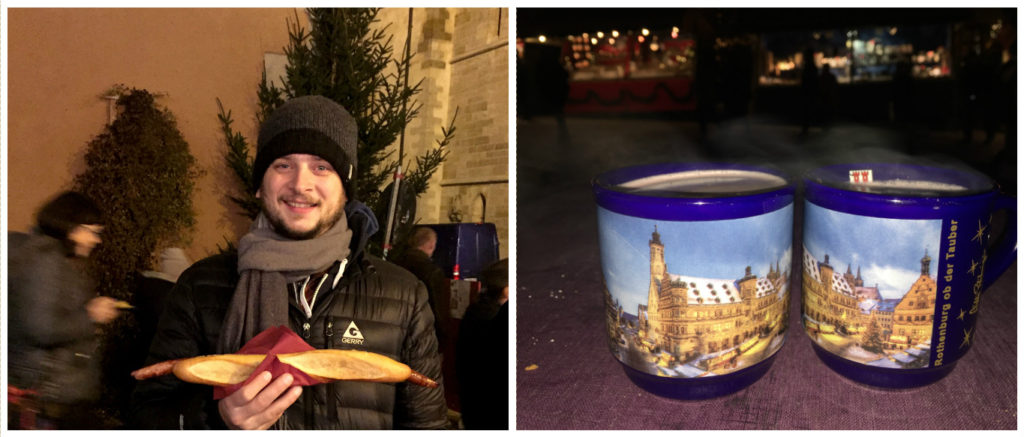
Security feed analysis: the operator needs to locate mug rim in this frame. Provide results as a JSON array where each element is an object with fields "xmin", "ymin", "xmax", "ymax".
[
  {"xmin": 593, "ymin": 162, "xmax": 795, "ymax": 221},
  {"xmin": 804, "ymin": 162, "xmax": 996, "ymax": 198}
]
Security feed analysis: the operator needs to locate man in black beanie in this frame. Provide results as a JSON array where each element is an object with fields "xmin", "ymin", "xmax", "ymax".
[{"xmin": 132, "ymin": 95, "xmax": 447, "ymax": 430}]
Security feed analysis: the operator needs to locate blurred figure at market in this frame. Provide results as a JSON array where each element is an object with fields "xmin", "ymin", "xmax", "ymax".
[
  {"xmin": 455, "ymin": 258, "xmax": 508, "ymax": 430},
  {"xmin": 391, "ymin": 226, "xmax": 451, "ymax": 349},
  {"xmin": 990, "ymin": 40, "xmax": 1016, "ymax": 194},
  {"xmin": 799, "ymin": 47, "xmax": 819, "ymax": 135},
  {"xmin": 694, "ymin": 32, "xmax": 717, "ymax": 140},
  {"xmin": 721, "ymin": 42, "xmax": 754, "ymax": 123},
  {"xmin": 818, "ymin": 61, "xmax": 839, "ymax": 129},
  {"xmin": 8, "ymin": 190, "xmax": 120, "ymax": 429},
  {"xmin": 959, "ymin": 38, "xmax": 1001, "ymax": 145},
  {"xmin": 542, "ymin": 51, "xmax": 571, "ymax": 134}
]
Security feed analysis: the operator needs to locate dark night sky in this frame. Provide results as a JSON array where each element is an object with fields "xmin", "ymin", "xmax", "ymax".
[{"xmin": 516, "ymin": 8, "xmax": 999, "ymax": 39}]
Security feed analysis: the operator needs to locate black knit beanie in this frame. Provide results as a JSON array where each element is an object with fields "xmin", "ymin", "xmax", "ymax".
[{"xmin": 253, "ymin": 95, "xmax": 358, "ymax": 198}]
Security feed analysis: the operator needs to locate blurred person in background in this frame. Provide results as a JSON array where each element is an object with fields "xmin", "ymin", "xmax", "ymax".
[
  {"xmin": 391, "ymin": 226, "xmax": 451, "ymax": 348},
  {"xmin": 455, "ymin": 258, "xmax": 509, "ymax": 430},
  {"xmin": 129, "ymin": 247, "xmax": 193, "ymax": 378},
  {"xmin": 8, "ymin": 191, "xmax": 120, "ymax": 429},
  {"xmin": 799, "ymin": 47, "xmax": 819, "ymax": 135}
]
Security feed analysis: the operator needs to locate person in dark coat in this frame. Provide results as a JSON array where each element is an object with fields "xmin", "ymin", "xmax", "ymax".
[
  {"xmin": 455, "ymin": 258, "xmax": 508, "ymax": 430},
  {"xmin": 8, "ymin": 191, "xmax": 120, "ymax": 429},
  {"xmin": 131, "ymin": 96, "xmax": 447, "ymax": 430},
  {"xmin": 129, "ymin": 248, "xmax": 192, "ymax": 375},
  {"xmin": 799, "ymin": 47, "xmax": 819, "ymax": 135},
  {"xmin": 391, "ymin": 226, "xmax": 451, "ymax": 348}
]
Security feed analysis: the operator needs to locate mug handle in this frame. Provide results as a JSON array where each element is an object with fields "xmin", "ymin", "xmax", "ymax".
[{"xmin": 982, "ymin": 194, "xmax": 1017, "ymax": 291}]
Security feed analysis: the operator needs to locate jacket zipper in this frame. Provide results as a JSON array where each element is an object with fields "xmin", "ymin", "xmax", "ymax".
[
  {"xmin": 325, "ymin": 317, "xmax": 338, "ymax": 429},
  {"xmin": 302, "ymin": 318, "xmax": 313, "ymax": 428},
  {"xmin": 293, "ymin": 258, "xmax": 361, "ymax": 429}
]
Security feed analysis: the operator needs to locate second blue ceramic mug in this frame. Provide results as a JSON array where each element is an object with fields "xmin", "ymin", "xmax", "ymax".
[{"xmin": 801, "ymin": 163, "xmax": 1016, "ymax": 388}]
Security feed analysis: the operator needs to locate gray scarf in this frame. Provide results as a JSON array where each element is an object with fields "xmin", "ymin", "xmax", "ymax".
[{"xmin": 217, "ymin": 211, "xmax": 352, "ymax": 353}]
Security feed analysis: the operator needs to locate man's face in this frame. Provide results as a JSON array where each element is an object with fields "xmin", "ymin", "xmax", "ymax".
[{"xmin": 257, "ymin": 153, "xmax": 347, "ymax": 240}]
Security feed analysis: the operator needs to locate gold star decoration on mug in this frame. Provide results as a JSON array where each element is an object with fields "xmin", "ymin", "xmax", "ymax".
[
  {"xmin": 968, "ymin": 259, "xmax": 979, "ymax": 276},
  {"xmin": 960, "ymin": 327, "xmax": 973, "ymax": 349},
  {"xmin": 972, "ymin": 220, "xmax": 987, "ymax": 244}
]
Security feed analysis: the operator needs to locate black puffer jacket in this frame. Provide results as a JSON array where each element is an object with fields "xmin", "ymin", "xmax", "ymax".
[{"xmin": 130, "ymin": 206, "xmax": 447, "ymax": 430}]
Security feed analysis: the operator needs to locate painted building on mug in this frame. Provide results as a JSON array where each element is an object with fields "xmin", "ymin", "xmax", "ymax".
[
  {"xmin": 802, "ymin": 247, "xmax": 936, "ymax": 349},
  {"xmin": 637, "ymin": 227, "xmax": 789, "ymax": 360}
]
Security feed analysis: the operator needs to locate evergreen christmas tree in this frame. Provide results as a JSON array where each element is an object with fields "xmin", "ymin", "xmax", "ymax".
[
  {"xmin": 862, "ymin": 316, "xmax": 885, "ymax": 353},
  {"xmin": 219, "ymin": 8, "xmax": 453, "ymax": 253}
]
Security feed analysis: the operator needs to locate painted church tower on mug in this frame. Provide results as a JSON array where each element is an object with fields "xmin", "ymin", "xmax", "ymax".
[
  {"xmin": 638, "ymin": 227, "xmax": 789, "ymax": 372},
  {"xmin": 640, "ymin": 226, "xmax": 666, "ymax": 340}
]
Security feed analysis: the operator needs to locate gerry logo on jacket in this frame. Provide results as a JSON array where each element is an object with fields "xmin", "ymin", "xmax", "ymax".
[{"xmin": 342, "ymin": 321, "xmax": 365, "ymax": 345}]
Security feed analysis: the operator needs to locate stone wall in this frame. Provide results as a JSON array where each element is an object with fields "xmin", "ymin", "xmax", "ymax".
[{"xmin": 375, "ymin": 8, "xmax": 509, "ymax": 259}]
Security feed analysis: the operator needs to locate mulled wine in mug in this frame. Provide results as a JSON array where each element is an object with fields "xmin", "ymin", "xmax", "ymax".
[
  {"xmin": 594, "ymin": 163, "xmax": 794, "ymax": 399},
  {"xmin": 801, "ymin": 163, "xmax": 1016, "ymax": 388}
]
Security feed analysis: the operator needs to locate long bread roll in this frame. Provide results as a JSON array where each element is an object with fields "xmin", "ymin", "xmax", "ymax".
[{"xmin": 132, "ymin": 350, "xmax": 438, "ymax": 388}]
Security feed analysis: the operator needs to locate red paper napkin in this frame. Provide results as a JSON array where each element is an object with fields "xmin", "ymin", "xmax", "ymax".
[{"xmin": 213, "ymin": 325, "xmax": 321, "ymax": 400}]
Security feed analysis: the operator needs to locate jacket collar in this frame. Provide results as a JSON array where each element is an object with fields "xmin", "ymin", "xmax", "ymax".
[{"xmin": 343, "ymin": 200, "xmax": 379, "ymax": 266}]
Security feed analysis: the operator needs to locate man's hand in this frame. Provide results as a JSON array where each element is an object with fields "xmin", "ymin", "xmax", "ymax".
[{"xmin": 218, "ymin": 371, "xmax": 303, "ymax": 430}]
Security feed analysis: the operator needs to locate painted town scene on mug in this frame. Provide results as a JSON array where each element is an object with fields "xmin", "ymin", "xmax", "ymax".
[
  {"xmin": 597, "ymin": 206, "xmax": 792, "ymax": 378},
  {"xmin": 802, "ymin": 202, "xmax": 944, "ymax": 369}
]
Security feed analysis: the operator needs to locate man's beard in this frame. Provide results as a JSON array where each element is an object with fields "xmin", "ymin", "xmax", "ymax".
[{"xmin": 263, "ymin": 200, "xmax": 346, "ymax": 240}]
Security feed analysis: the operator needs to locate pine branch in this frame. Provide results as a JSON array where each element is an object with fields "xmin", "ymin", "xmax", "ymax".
[
  {"xmin": 256, "ymin": 69, "xmax": 286, "ymax": 125},
  {"xmin": 216, "ymin": 98, "xmax": 261, "ymax": 219}
]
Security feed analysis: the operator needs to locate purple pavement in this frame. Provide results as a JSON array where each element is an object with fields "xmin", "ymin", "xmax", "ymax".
[{"xmin": 515, "ymin": 115, "xmax": 1016, "ymax": 429}]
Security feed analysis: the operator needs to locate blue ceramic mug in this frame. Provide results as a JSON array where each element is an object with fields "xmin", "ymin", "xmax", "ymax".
[
  {"xmin": 593, "ymin": 163, "xmax": 794, "ymax": 399},
  {"xmin": 801, "ymin": 163, "xmax": 1017, "ymax": 388}
]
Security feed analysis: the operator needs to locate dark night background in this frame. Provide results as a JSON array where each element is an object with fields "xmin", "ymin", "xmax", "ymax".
[
  {"xmin": 518, "ymin": 8, "xmax": 978, "ymax": 37},
  {"xmin": 515, "ymin": 7, "xmax": 1017, "ymax": 429},
  {"xmin": 516, "ymin": 7, "xmax": 1017, "ymax": 192}
]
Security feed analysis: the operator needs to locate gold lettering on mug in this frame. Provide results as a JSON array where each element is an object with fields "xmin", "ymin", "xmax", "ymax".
[
  {"xmin": 945, "ymin": 220, "xmax": 957, "ymax": 260},
  {"xmin": 934, "ymin": 303, "xmax": 952, "ymax": 366},
  {"xmin": 934, "ymin": 221, "xmax": 961, "ymax": 366},
  {"xmin": 969, "ymin": 252, "xmax": 985, "ymax": 316}
]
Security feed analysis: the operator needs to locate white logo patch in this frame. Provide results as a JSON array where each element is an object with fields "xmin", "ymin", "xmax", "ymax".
[{"xmin": 342, "ymin": 321, "xmax": 365, "ymax": 345}]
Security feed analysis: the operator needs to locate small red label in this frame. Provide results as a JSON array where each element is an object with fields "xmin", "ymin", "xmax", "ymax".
[{"xmin": 849, "ymin": 170, "xmax": 873, "ymax": 183}]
